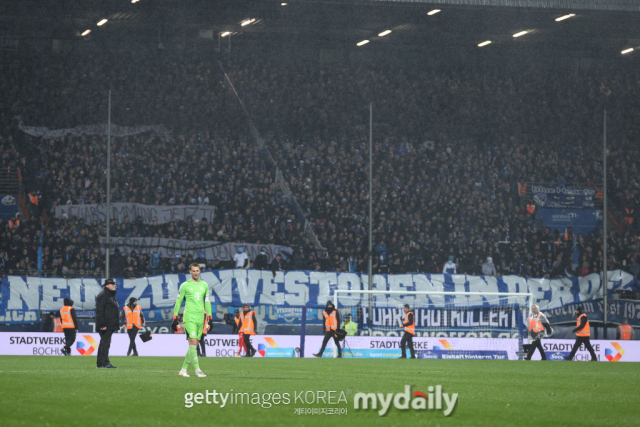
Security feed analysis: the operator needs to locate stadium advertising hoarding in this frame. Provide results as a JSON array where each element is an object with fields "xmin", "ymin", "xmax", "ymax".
[
  {"xmin": 3, "ymin": 333, "xmax": 638, "ymax": 361},
  {"xmin": 0, "ymin": 333, "xmax": 300, "ymax": 358},
  {"xmin": 527, "ymin": 339, "xmax": 640, "ymax": 362},
  {"xmin": 1, "ymin": 270, "xmax": 637, "ymax": 323},
  {"xmin": 0, "ymin": 333, "xmax": 519, "ymax": 359}
]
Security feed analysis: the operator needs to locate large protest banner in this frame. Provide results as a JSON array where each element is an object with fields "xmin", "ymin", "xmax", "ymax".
[
  {"xmin": 2, "ymin": 270, "xmax": 637, "ymax": 323},
  {"xmin": 54, "ymin": 203, "xmax": 215, "ymax": 225}
]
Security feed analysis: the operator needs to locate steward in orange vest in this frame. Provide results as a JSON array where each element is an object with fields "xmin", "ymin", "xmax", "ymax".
[
  {"xmin": 59, "ymin": 298, "xmax": 78, "ymax": 356},
  {"xmin": 122, "ymin": 298, "xmax": 145, "ymax": 356},
  {"xmin": 399, "ymin": 304, "xmax": 416, "ymax": 359},
  {"xmin": 564, "ymin": 306, "xmax": 598, "ymax": 361},
  {"xmin": 240, "ymin": 304, "xmax": 258, "ymax": 357},
  {"xmin": 525, "ymin": 305, "xmax": 553, "ymax": 360},
  {"xmin": 313, "ymin": 300, "xmax": 342, "ymax": 358},
  {"xmin": 617, "ymin": 320, "xmax": 634, "ymax": 340}
]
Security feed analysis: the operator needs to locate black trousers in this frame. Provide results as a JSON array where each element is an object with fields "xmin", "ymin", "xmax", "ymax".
[
  {"xmin": 400, "ymin": 332, "xmax": 415, "ymax": 358},
  {"xmin": 243, "ymin": 334, "xmax": 256, "ymax": 356},
  {"xmin": 317, "ymin": 330, "xmax": 342, "ymax": 357},
  {"xmin": 63, "ymin": 329, "xmax": 76, "ymax": 353},
  {"xmin": 568, "ymin": 336, "xmax": 598, "ymax": 361},
  {"xmin": 127, "ymin": 327, "xmax": 139, "ymax": 356},
  {"xmin": 526, "ymin": 336, "xmax": 546, "ymax": 360},
  {"xmin": 197, "ymin": 334, "xmax": 207, "ymax": 357},
  {"xmin": 97, "ymin": 329, "xmax": 115, "ymax": 367}
]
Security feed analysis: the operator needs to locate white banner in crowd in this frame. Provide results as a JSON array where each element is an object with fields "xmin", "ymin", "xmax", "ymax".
[
  {"xmin": 15, "ymin": 116, "xmax": 172, "ymax": 141},
  {"xmin": 100, "ymin": 237, "xmax": 291, "ymax": 263},
  {"xmin": 3, "ymin": 270, "xmax": 638, "ymax": 313},
  {"xmin": 527, "ymin": 339, "xmax": 639, "ymax": 362},
  {"xmin": 54, "ymin": 203, "xmax": 216, "ymax": 225}
]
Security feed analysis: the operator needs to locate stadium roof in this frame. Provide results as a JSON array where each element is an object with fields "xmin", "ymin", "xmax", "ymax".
[{"xmin": 1, "ymin": 0, "xmax": 639, "ymax": 58}]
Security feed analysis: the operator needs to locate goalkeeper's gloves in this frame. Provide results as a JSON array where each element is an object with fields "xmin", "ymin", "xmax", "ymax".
[{"xmin": 171, "ymin": 316, "xmax": 179, "ymax": 332}]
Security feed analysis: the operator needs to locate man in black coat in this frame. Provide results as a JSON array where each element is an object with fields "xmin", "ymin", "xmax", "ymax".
[
  {"xmin": 253, "ymin": 249, "xmax": 269, "ymax": 270},
  {"xmin": 95, "ymin": 278, "xmax": 119, "ymax": 368},
  {"xmin": 42, "ymin": 312, "xmax": 55, "ymax": 332}
]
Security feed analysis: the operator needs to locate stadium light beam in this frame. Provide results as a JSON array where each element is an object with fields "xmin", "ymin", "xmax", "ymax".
[
  {"xmin": 241, "ymin": 19, "xmax": 252, "ymax": 26},
  {"xmin": 478, "ymin": 40, "xmax": 492, "ymax": 47},
  {"xmin": 428, "ymin": 9, "xmax": 441, "ymax": 16},
  {"xmin": 555, "ymin": 14, "xmax": 575, "ymax": 22},
  {"xmin": 281, "ymin": 2, "xmax": 288, "ymax": 5},
  {"xmin": 378, "ymin": 30, "xmax": 391, "ymax": 37},
  {"xmin": 621, "ymin": 48, "xmax": 634, "ymax": 55},
  {"xmin": 357, "ymin": 40, "xmax": 369, "ymax": 46},
  {"xmin": 97, "ymin": 19, "xmax": 108, "ymax": 26},
  {"xmin": 221, "ymin": 31, "xmax": 231, "ymax": 37},
  {"xmin": 513, "ymin": 30, "xmax": 529, "ymax": 38},
  {"xmin": 81, "ymin": 29, "xmax": 91, "ymax": 36}
]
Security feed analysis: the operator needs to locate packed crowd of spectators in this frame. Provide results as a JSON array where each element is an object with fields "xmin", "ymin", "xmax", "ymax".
[{"xmin": 1, "ymin": 52, "xmax": 640, "ymax": 280}]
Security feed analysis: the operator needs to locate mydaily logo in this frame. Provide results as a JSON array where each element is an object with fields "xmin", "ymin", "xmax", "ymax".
[{"xmin": 353, "ymin": 385, "xmax": 458, "ymax": 416}]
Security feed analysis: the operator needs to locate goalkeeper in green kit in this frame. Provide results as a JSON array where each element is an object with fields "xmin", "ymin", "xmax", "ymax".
[{"xmin": 173, "ymin": 263, "xmax": 211, "ymax": 378}]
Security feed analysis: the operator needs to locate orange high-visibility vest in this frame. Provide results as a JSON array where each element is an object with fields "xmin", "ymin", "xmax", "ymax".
[
  {"xmin": 517, "ymin": 183, "xmax": 526, "ymax": 196},
  {"xmin": 323, "ymin": 310, "xmax": 337, "ymax": 331},
  {"xmin": 60, "ymin": 306, "xmax": 75, "ymax": 329},
  {"xmin": 240, "ymin": 311, "xmax": 256, "ymax": 335},
  {"xmin": 624, "ymin": 208, "xmax": 634, "ymax": 225},
  {"xmin": 123, "ymin": 305, "xmax": 143, "ymax": 329},
  {"xmin": 403, "ymin": 311, "xmax": 415, "ymax": 335},
  {"xmin": 8, "ymin": 219, "xmax": 20, "ymax": 230},
  {"xmin": 29, "ymin": 194, "xmax": 38, "ymax": 205},
  {"xmin": 53, "ymin": 318, "xmax": 63, "ymax": 332},
  {"xmin": 576, "ymin": 314, "xmax": 590, "ymax": 337},
  {"xmin": 618, "ymin": 325, "xmax": 633, "ymax": 340},
  {"xmin": 526, "ymin": 203, "xmax": 535, "ymax": 214},
  {"xmin": 528, "ymin": 313, "xmax": 545, "ymax": 333}
]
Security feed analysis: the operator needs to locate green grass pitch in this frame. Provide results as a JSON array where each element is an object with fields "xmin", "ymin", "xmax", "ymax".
[{"xmin": 0, "ymin": 356, "xmax": 637, "ymax": 426}]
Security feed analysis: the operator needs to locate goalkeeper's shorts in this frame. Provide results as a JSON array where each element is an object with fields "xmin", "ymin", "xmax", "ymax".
[{"xmin": 184, "ymin": 321, "xmax": 204, "ymax": 340}]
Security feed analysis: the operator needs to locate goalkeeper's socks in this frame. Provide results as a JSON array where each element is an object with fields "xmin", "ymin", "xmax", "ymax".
[
  {"xmin": 190, "ymin": 345, "xmax": 200, "ymax": 370},
  {"xmin": 182, "ymin": 347, "xmax": 192, "ymax": 371}
]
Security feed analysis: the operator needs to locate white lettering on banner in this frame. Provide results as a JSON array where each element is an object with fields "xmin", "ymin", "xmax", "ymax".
[
  {"xmin": 201, "ymin": 271, "xmax": 232, "ymax": 304},
  {"xmin": 55, "ymin": 203, "xmax": 212, "ymax": 225},
  {"xmin": 309, "ymin": 272, "xmax": 338, "ymax": 305},
  {"xmin": 258, "ymin": 271, "xmax": 285, "ymax": 306},
  {"xmin": 1, "ymin": 270, "xmax": 638, "ymax": 314},
  {"xmin": 7, "ymin": 277, "xmax": 39, "ymax": 310},
  {"xmin": 16, "ymin": 118, "xmax": 171, "ymax": 141},
  {"xmin": 40, "ymin": 280, "xmax": 65, "ymax": 311},
  {"xmin": 284, "ymin": 272, "xmax": 310, "ymax": 306},
  {"xmin": 100, "ymin": 237, "xmax": 289, "ymax": 264}
]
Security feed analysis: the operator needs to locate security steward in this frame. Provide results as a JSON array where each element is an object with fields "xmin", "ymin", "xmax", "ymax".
[
  {"xmin": 525, "ymin": 304, "xmax": 553, "ymax": 360},
  {"xmin": 399, "ymin": 304, "xmax": 416, "ymax": 359},
  {"xmin": 564, "ymin": 306, "xmax": 598, "ymax": 361},
  {"xmin": 122, "ymin": 297, "xmax": 145, "ymax": 356},
  {"xmin": 341, "ymin": 314, "xmax": 358, "ymax": 336},
  {"xmin": 314, "ymin": 300, "xmax": 342, "ymax": 358},
  {"xmin": 96, "ymin": 278, "xmax": 119, "ymax": 368},
  {"xmin": 59, "ymin": 298, "xmax": 78, "ymax": 356},
  {"xmin": 240, "ymin": 304, "xmax": 258, "ymax": 357},
  {"xmin": 617, "ymin": 318, "xmax": 634, "ymax": 340}
]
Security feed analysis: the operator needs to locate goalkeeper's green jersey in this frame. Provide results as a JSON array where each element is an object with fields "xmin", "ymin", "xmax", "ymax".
[{"xmin": 173, "ymin": 279, "xmax": 212, "ymax": 323}]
